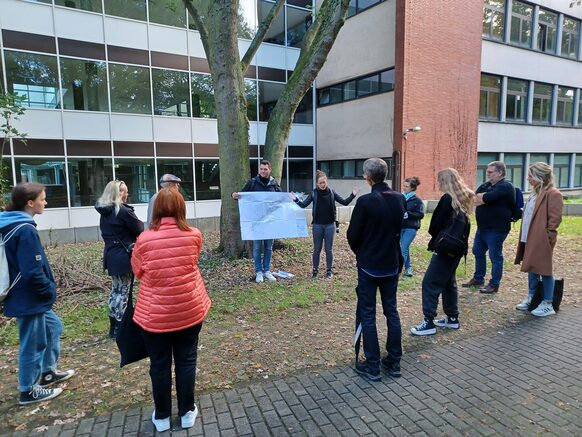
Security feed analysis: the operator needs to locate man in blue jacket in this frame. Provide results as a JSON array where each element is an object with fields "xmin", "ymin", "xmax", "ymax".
[
  {"xmin": 462, "ymin": 161, "xmax": 516, "ymax": 294},
  {"xmin": 347, "ymin": 158, "xmax": 405, "ymax": 381},
  {"xmin": 1, "ymin": 183, "xmax": 74, "ymax": 405}
]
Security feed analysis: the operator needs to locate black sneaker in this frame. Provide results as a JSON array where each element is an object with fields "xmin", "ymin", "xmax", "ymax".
[
  {"xmin": 381, "ymin": 358, "xmax": 401, "ymax": 378},
  {"xmin": 410, "ymin": 319, "xmax": 437, "ymax": 336},
  {"xmin": 39, "ymin": 369, "xmax": 76, "ymax": 387},
  {"xmin": 434, "ymin": 315, "xmax": 460, "ymax": 329},
  {"xmin": 312, "ymin": 270, "xmax": 318, "ymax": 278},
  {"xmin": 354, "ymin": 360, "xmax": 381, "ymax": 381},
  {"xmin": 326, "ymin": 270, "xmax": 333, "ymax": 278},
  {"xmin": 19, "ymin": 386, "xmax": 63, "ymax": 405}
]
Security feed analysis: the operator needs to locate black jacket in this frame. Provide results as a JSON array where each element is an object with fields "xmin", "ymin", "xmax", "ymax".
[
  {"xmin": 294, "ymin": 187, "xmax": 355, "ymax": 225},
  {"xmin": 347, "ymin": 183, "xmax": 406, "ymax": 270},
  {"xmin": 475, "ymin": 179, "xmax": 515, "ymax": 233},
  {"xmin": 402, "ymin": 194, "xmax": 424, "ymax": 230},
  {"xmin": 427, "ymin": 193, "xmax": 470, "ymax": 254},
  {"xmin": 241, "ymin": 175, "xmax": 281, "ymax": 192},
  {"xmin": 95, "ymin": 203, "xmax": 144, "ymax": 276}
]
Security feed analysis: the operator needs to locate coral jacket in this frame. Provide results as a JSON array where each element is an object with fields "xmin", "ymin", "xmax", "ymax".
[{"xmin": 131, "ymin": 217, "xmax": 211, "ymax": 333}]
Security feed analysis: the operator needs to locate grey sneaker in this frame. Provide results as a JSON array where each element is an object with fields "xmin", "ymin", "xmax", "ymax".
[
  {"xmin": 255, "ymin": 272, "xmax": 264, "ymax": 283},
  {"xmin": 531, "ymin": 300, "xmax": 555, "ymax": 317},
  {"xmin": 181, "ymin": 405, "xmax": 198, "ymax": 429},
  {"xmin": 264, "ymin": 271, "xmax": 277, "ymax": 282},
  {"xmin": 515, "ymin": 296, "xmax": 531, "ymax": 311},
  {"xmin": 403, "ymin": 268, "xmax": 413, "ymax": 277},
  {"xmin": 19, "ymin": 385, "xmax": 63, "ymax": 405}
]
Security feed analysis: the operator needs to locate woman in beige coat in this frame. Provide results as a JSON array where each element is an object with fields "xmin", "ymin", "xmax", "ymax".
[{"xmin": 514, "ymin": 162, "xmax": 563, "ymax": 317}]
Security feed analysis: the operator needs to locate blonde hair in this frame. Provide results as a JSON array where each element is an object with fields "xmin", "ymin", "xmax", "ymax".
[
  {"xmin": 437, "ymin": 168, "xmax": 475, "ymax": 215},
  {"xmin": 96, "ymin": 180, "xmax": 126, "ymax": 215},
  {"xmin": 528, "ymin": 162, "xmax": 554, "ymax": 197}
]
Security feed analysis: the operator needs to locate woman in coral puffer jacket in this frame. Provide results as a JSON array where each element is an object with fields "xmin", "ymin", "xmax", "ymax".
[{"xmin": 131, "ymin": 188, "xmax": 211, "ymax": 432}]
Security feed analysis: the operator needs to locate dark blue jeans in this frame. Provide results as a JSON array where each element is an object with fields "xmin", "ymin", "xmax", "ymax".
[
  {"xmin": 472, "ymin": 229, "xmax": 509, "ymax": 287},
  {"xmin": 422, "ymin": 253, "xmax": 461, "ymax": 321},
  {"xmin": 355, "ymin": 268, "xmax": 402, "ymax": 370}
]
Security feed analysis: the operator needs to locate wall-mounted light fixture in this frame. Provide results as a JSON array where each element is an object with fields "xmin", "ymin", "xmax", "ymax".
[{"xmin": 402, "ymin": 126, "xmax": 421, "ymax": 139}]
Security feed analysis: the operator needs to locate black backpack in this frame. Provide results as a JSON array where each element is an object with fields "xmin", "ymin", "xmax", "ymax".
[
  {"xmin": 434, "ymin": 211, "xmax": 470, "ymax": 258},
  {"xmin": 511, "ymin": 187, "xmax": 524, "ymax": 222}
]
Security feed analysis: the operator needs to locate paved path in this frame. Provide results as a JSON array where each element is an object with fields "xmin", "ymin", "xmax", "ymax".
[{"xmin": 7, "ymin": 308, "xmax": 582, "ymax": 436}]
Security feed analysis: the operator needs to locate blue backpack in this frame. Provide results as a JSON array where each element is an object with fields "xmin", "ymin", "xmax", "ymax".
[{"xmin": 511, "ymin": 187, "xmax": 524, "ymax": 222}]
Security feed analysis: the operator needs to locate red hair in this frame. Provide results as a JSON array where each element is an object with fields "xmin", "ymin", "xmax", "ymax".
[{"xmin": 150, "ymin": 188, "xmax": 191, "ymax": 231}]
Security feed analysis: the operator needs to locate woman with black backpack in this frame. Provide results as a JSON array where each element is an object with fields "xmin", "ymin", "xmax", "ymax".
[
  {"xmin": 410, "ymin": 168, "xmax": 474, "ymax": 336},
  {"xmin": 290, "ymin": 170, "xmax": 359, "ymax": 278}
]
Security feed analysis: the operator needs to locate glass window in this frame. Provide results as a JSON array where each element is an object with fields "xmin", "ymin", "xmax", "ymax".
[
  {"xmin": 318, "ymin": 89, "xmax": 330, "ymax": 106},
  {"xmin": 258, "ymin": 0, "xmax": 285, "ymax": 45},
  {"xmin": 191, "ymin": 73, "xmax": 216, "ymax": 118},
  {"xmin": 104, "ymin": 0, "xmax": 146, "ymax": 21},
  {"xmin": 561, "ymin": 17, "xmax": 580, "ymax": 60},
  {"xmin": 537, "ymin": 9, "xmax": 557, "ymax": 53},
  {"xmin": 16, "ymin": 158, "xmax": 68, "ymax": 207},
  {"xmin": 148, "ymin": 0, "xmax": 186, "ymax": 27},
  {"xmin": 476, "ymin": 152, "xmax": 499, "ymax": 185},
  {"xmin": 480, "ymin": 74, "xmax": 501, "ymax": 120},
  {"xmin": 293, "ymin": 88, "xmax": 313, "ymax": 124},
  {"xmin": 246, "ymin": 79, "xmax": 258, "ymax": 122},
  {"xmin": 556, "ymin": 87, "xmax": 575, "ymax": 125},
  {"xmin": 532, "ymin": 83, "xmax": 552, "ymax": 125},
  {"xmin": 157, "ymin": 159, "xmax": 193, "ymax": 201},
  {"xmin": 505, "ymin": 78, "xmax": 528, "ymax": 122},
  {"xmin": 258, "ymin": 81, "xmax": 284, "ymax": 121},
  {"xmin": 237, "ymin": 0, "xmax": 257, "ymax": 38},
  {"xmin": 504, "ymin": 153, "xmax": 524, "ymax": 189},
  {"xmin": 55, "ymin": 0, "xmax": 101, "ymax": 12},
  {"xmin": 109, "ymin": 64, "xmax": 152, "ymax": 115},
  {"xmin": 152, "ymin": 69, "xmax": 190, "ymax": 117},
  {"xmin": 379, "ymin": 69, "xmax": 394, "ymax": 92},
  {"xmin": 195, "ymin": 159, "xmax": 220, "ymax": 200},
  {"xmin": 358, "ymin": 0, "xmax": 380, "ymax": 11},
  {"xmin": 287, "ymin": 5, "xmax": 311, "ymax": 48},
  {"xmin": 357, "ymin": 74, "xmax": 379, "ymax": 98},
  {"xmin": 574, "ymin": 155, "xmax": 582, "ymax": 187},
  {"xmin": 60, "ymin": 58, "xmax": 108, "ymax": 112},
  {"xmin": 553, "ymin": 154, "xmax": 570, "ymax": 188},
  {"xmin": 342, "ymin": 160, "xmax": 356, "ymax": 178},
  {"xmin": 348, "ymin": 0, "xmax": 357, "ymax": 17},
  {"xmin": 288, "ymin": 160, "xmax": 312, "ymax": 193},
  {"xmin": 530, "ymin": 153, "xmax": 548, "ymax": 164},
  {"xmin": 328, "ymin": 84, "xmax": 343, "ymax": 104},
  {"xmin": 68, "ymin": 158, "xmax": 113, "ymax": 207},
  {"xmin": 319, "ymin": 161, "xmax": 330, "ymax": 176},
  {"xmin": 330, "ymin": 161, "xmax": 342, "ymax": 178},
  {"xmin": 343, "ymin": 80, "xmax": 356, "ymax": 101},
  {"xmin": 579, "ymin": 98, "xmax": 582, "ymax": 126},
  {"xmin": 4, "ymin": 51, "xmax": 59, "ymax": 109},
  {"xmin": 483, "ymin": 0, "xmax": 505, "ymax": 41},
  {"xmin": 114, "ymin": 158, "xmax": 156, "ymax": 203},
  {"xmin": 510, "ymin": 1, "xmax": 533, "ymax": 47}
]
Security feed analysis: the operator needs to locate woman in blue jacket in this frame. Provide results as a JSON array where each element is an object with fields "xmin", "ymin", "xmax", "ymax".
[
  {"xmin": 95, "ymin": 180, "xmax": 143, "ymax": 337},
  {"xmin": 0, "ymin": 183, "xmax": 75, "ymax": 405},
  {"xmin": 400, "ymin": 177, "xmax": 424, "ymax": 277}
]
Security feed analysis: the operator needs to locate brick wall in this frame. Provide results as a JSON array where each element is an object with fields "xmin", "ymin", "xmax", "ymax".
[{"xmin": 394, "ymin": 0, "xmax": 482, "ymax": 199}]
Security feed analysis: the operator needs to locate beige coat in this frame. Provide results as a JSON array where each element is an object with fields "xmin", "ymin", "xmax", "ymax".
[{"xmin": 514, "ymin": 187, "xmax": 563, "ymax": 276}]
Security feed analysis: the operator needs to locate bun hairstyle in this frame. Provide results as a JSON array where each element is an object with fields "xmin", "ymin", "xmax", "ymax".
[
  {"xmin": 316, "ymin": 169, "xmax": 327, "ymax": 182},
  {"xmin": 405, "ymin": 176, "xmax": 420, "ymax": 191}
]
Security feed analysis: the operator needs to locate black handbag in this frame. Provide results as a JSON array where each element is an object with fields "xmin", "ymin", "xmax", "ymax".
[
  {"xmin": 527, "ymin": 278, "xmax": 564, "ymax": 312},
  {"xmin": 115, "ymin": 275, "xmax": 148, "ymax": 367},
  {"xmin": 434, "ymin": 212, "xmax": 470, "ymax": 259}
]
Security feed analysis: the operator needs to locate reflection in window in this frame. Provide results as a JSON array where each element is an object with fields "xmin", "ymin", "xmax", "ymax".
[
  {"xmin": 4, "ymin": 51, "xmax": 59, "ymax": 109},
  {"xmin": 237, "ymin": 0, "xmax": 256, "ymax": 39},
  {"xmin": 191, "ymin": 73, "xmax": 216, "ymax": 118},
  {"xmin": 561, "ymin": 17, "xmax": 580, "ymax": 60},
  {"xmin": 16, "ymin": 158, "xmax": 68, "ymax": 208},
  {"xmin": 68, "ymin": 158, "xmax": 113, "ymax": 207},
  {"xmin": 109, "ymin": 64, "xmax": 152, "ymax": 114},
  {"xmin": 195, "ymin": 160, "xmax": 221, "ymax": 200},
  {"xmin": 114, "ymin": 158, "xmax": 156, "ymax": 204},
  {"xmin": 510, "ymin": 1, "xmax": 532, "ymax": 47},
  {"xmin": 379, "ymin": 70, "xmax": 394, "ymax": 92},
  {"xmin": 504, "ymin": 153, "xmax": 524, "ymax": 189},
  {"xmin": 556, "ymin": 87, "xmax": 575, "ymax": 125},
  {"xmin": 293, "ymin": 88, "xmax": 313, "ymax": 124},
  {"xmin": 259, "ymin": 81, "xmax": 284, "ymax": 121},
  {"xmin": 532, "ymin": 83, "xmax": 552, "ymax": 125},
  {"xmin": 55, "ymin": 0, "xmax": 102, "ymax": 12},
  {"xmin": 574, "ymin": 155, "xmax": 582, "ymax": 187},
  {"xmin": 476, "ymin": 152, "xmax": 500, "ymax": 186},
  {"xmin": 348, "ymin": 0, "xmax": 384, "ymax": 17},
  {"xmin": 479, "ymin": 74, "xmax": 500, "ymax": 120},
  {"xmin": 288, "ymin": 160, "xmax": 312, "ymax": 194},
  {"xmin": 505, "ymin": 78, "xmax": 528, "ymax": 122},
  {"xmin": 104, "ymin": 0, "xmax": 146, "ymax": 21},
  {"xmin": 157, "ymin": 159, "xmax": 193, "ymax": 200},
  {"xmin": 318, "ymin": 68, "xmax": 394, "ymax": 107},
  {"xmin": 258, "ymin": 0, "xmax": 285, "ymax": 45},
  {"xmin": 553, "ymin": 154, "xmax": 570, "ymax": 188},
  {"xmin": 319, "ymin": 158, "xmax": 389, "ymax": 179},
  {"xmin": 246, "ymin": 79, "xmax": 258, "ymax": 122},
  {"xmin": 579, "ymin": 99, "xmax": 582, "ymax": 126},
  {"xmin": 482, "ymin": 0, "xmax": 505, "ymax": 41},
  {"xmin": 537, "ymin": 9, "xmax": 557, "ymax": 53},
  {"xmin": 152, "ymin": 69, "xmax": 190, "ymax": 117},
  {"xmin": 148, "ymin": 0, "xmax": 186, "ymax": 27},
  {"xmin": 60, "ymin": 58, "xmax": 108, "ymax": 112},
  {"xmin": 357, "ymin": 75, "xmax": 380, "ymax": 98},
  {"xmin": 287, "ymin": 5, "xmax": 311, "ymax": 48}
]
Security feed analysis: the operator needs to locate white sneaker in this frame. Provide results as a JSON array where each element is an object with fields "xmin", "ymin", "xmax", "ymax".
[
  {"xmin": 531, "ymin": 300, "xmax": 555, "ymax": 317},
  {"xmin": 263, "ymin": 271, "xmax": 277, "ymax": 282},
  {"xmin": 181, "ymin": 405, "xmax": 198, "ymax": 429},
  {"xmin": 255, "ymin": 272, "xmax": 264, "ymax": 283},
  {"xmin": 515, "ymin": 296, "xmax": 532, "ymax": 311},
  {"xmin": 151, "ymin": 411, "xmax": 170, "ymax": 432}
]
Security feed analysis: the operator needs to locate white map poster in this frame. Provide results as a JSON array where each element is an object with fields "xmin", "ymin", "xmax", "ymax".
[{"xmin": 237, "ymin": 192, "xmax": 308, "ymax": 240}]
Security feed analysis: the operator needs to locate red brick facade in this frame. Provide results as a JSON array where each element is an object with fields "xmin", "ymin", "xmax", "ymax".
[{"xmin": 393, "ymin": 0, "xmax": 482, "ymax": 199}]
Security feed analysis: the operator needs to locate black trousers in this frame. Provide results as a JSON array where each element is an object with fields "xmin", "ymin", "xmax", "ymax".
[
  {"xmin": 422, "ymin": 253, "xmax": 461, "ymax": 321},
  {"xmin": 141, "ymin": 323, "xmax": 202, "ymax": 419}
]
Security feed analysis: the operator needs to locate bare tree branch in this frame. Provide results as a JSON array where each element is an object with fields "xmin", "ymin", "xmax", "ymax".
[{"xmin": 183, "ymin": 0, "xmax": 211, "ymax": 56}]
